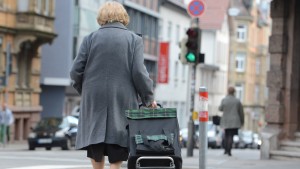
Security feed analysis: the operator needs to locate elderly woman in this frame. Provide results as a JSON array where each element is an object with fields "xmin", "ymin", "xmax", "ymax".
[{"xmin": 70, "ymin": 1, "xmax": 156, "ymax": 169}]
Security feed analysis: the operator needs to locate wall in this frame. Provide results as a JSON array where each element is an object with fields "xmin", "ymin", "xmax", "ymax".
[
  {"xmin": 155, "ymin": 3, "xmax": 191, "ymax": 129},
  {"xmin": 41, "ymin": 0, "xmax": 73, "ymax": 85}
]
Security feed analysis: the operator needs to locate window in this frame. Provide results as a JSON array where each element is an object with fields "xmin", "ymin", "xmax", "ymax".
[
  {"xmin": 236, "ymin": 25, "xmax": 247, "ymax": 42},
  {"xmin": 235, "ymin": 84, "xmax": 244, "ymax": 101},
  {"xmin": 236, "ymin": 52, "xmax": 246, "ymax": 72},
  {"xmin": 17, "ymin": 41, "xmax": 33, "ymax": 88},
  {"xmin": 81, "ymin": 9, "xmax": 99, "ymax": 31},
  {"xmin": 174, "ymin": 61, "xmax": 178, "ymax": 87},
  {"xmin": 176, "ymin": 25, "xmax": 180, "ymax": 44},
  {"xmin": 254, "ymin": 85, "xmax": 260, "ymax": 103},
  {"xmin": 136, "ymin": 12, "xmax": 142, "ymax": 34},
  {"xmin": 44, "ymin": 0, "xmax": 50, "ymax": 15},
  {"xmin": 181, "ymin": 65, "xmax": 186, "ymax": 82},
  {"xmin": 36, "ymin": 0, "xmax": 42, "ymax": 14},
  {"xmin": 158, "ymin": 20, "xmax": 163, "ymax": 40},
  {"xmin": 144, "ymin": 15, "xmax": 149, "ymax": 37},
  {"xmin": 18, "ymin": 0, "xmax": 29, "ymax": 12},
  {"xmin": 230, "ymin": 52, "xmax": 235, "ymax": 71},
  {"xmin": 256, "ymin": 59, "xmax": 260, "ymax": 75},
  {"xmin": 167, "ymin": 21, "xmax": 172, "ymax": 42}
]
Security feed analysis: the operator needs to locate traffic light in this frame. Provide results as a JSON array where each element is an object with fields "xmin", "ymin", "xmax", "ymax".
[
  {"xmin": 179, "ymin": 37, "xmax": 188, "ymax": 64},
  {"xmin": 185, "ymin": 27, "xmax": 199, "ymax": 64},
  {"xmin": 179, "ymin": 27, "xmax": 205, "ymax": 65},
  {"xmin": 199, "ymin": 53, "xmax": 205, "ymax": 63}
]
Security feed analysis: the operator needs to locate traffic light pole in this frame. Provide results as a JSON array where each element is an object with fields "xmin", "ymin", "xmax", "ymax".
[{"xmin": 186, "ymin": 17, "xmax": 201, "ymax": 157}]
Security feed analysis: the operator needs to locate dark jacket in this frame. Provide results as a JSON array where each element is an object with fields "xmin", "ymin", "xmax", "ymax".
[{"xmin": 70, "ymin": 22, "xmax": 154, "ymax": 149}]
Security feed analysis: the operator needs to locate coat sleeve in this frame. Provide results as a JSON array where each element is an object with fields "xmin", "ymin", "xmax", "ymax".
[
  {"xmin": 218, "ymin": 99, "xmax": 224, "ymax": 111},
  {"xmin": 70, "ymin": 36, "xmax": 89, "ymax": 95},
  {"xmin": 131, "ymin": 36, "xmax": 154, "ymax": 107},
  {"xmin": 238, "ymin": 101, "xmax": 244, "ymax": 126}
]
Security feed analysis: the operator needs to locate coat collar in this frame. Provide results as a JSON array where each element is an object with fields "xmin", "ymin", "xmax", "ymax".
[{"xmin": 100, "ymin": 22, "xmax": 127, "ymax": 30}]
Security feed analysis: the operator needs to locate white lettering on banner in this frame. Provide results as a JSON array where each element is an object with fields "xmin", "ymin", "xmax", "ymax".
[
  {"xmin": 158, "ymin": 42, "xmax": 169, "ymax": 83},
  {"xmin": 159, "ymin": 56, "xmax": 167, "ymax": 81}
]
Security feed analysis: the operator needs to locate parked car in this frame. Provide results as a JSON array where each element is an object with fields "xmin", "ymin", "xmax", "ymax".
[
  {"xmin": 27, "ymin": 116, "xmax": 78, "ymax": 150},
  {"xmin": 252, "ymin": 133, "xmax": 262, "ymax": 149},
  {"xmin": 179, "ymin": 127, "xmax": 199, "ymax": 148},
  {"xmin": 71, "ymin": 105, "xmax": 80, "ymax": 119},
  {"xmin": 206, "ymin": 121, "xmax": 223, "ymax": 149},
  {"xmin": 179, "ymin": 121, "xmax": 222, "ymax": 149},
  {"xmin": 236, "ymin": 130, "xmax": 254, "ymax": 149}
]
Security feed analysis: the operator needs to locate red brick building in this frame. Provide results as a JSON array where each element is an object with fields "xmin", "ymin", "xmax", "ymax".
[{"xmin": 0, "ymin": 0, "xmax": 56, "ymax": 142}]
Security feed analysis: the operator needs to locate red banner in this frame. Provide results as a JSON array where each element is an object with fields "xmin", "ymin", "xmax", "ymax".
[{"xmin": 158, "ymin": 42, "xmax": 169, "ymax": 84}]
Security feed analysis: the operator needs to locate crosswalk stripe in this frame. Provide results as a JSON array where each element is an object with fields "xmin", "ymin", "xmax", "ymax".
[{"xmin": 7, "ymin": 165, "xmax": 91, "ymax": 169}]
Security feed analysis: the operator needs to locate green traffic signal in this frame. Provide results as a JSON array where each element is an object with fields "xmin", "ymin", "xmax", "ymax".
[{"xmin": 186, "ymin": 52, "xmax": 196, "ymax": 62}]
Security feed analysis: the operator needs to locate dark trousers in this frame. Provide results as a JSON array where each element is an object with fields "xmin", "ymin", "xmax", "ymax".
[{"xmin": 224, "ymin": 128, "xmax": 238, "ymax": 154}]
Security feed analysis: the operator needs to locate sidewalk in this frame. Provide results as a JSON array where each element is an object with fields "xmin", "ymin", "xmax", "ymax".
[
  {"xmin": 1, "ymin": 142, "xmax": 299, "ymax": 169},
  {"xmin": 182, "ymin": 149, "xmax": 300, "ymax": 169}
]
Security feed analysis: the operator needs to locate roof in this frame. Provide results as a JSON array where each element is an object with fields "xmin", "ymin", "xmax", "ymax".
[
  {"xmin": 167, "ymin": 0, "xmax": 186, "ymax": 10},
  {"xmin": 162, "ymin": 0, "xmax": 188, "ymax": 14},
  {"xmin": 198, "ymin": 0, "xmax": 230, "ymax": 30}
]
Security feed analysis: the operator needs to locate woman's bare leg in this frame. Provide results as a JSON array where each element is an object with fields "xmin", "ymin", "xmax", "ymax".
[
  {"xmin": 90, "ymin": 156, "xmax": 105, "ymax": 169},
  {"xmin": 110, "ymin": 161, "xmax": 122, "ymax": 169}
]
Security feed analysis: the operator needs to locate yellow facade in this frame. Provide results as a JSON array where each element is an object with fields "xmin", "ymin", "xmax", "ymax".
[{"xmin": 228, "ymin": 1, "xmax": 271, "ymax": 133}]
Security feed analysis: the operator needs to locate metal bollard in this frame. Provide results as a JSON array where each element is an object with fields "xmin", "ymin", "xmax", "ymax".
[{"xmin": 199, "ymin": 87, "xmax": 208, "ymax": 169}]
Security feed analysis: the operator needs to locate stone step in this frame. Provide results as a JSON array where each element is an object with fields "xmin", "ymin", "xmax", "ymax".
[
  {"xmin": 281, "ymin": 141, "xmax": 300, "ymax": 152},
  {"xmin": 270, "ymin": 150, "xmax": 300, "ymax": 161}
]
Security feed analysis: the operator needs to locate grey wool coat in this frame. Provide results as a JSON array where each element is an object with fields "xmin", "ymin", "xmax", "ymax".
[
  {"xmin": 70, "ymin": 22, "xmax": 154, "ymax": 150},
  {"xmin": 218, "ymin": 95, "xmax": 244, "ymax": 129}
]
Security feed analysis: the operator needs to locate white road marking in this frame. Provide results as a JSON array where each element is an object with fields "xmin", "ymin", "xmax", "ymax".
[
  {"xmin": 0, "ymin": 156, "xmax": 87, "ymax": 163},
  {"xmin": 216, "ymin": 159, "xmax": 227, "ymax": 165},
  {"xmin": 7, "ymin": 165, "xmax": 91, "ymax": 169}
]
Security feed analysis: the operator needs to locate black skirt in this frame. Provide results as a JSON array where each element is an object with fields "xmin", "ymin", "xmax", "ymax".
[
  {"xmin": 224, "ymin": 128, "xmax": 238, "ymax": 136},
  {"xmin": 86, "ymin": 143, "xmax": 128, "ymax": 163}
]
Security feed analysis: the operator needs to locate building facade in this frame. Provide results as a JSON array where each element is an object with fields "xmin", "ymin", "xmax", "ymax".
[
  {"xmin": 0, "ymin": 0, "xmax": 56, "ymax": 142},
  {"xmin": 123, "ymin": 0, "xmax": 160, "ymax": 85},
  {"xmin": 261, "ymin": 0, "xmax": 300, "ymax": 160},
  {"xmin": 154, "ymin": 0, "xmax": 191, "ymax": 129},
  {"xmin": 227, "ymin": 0, "xmax": 270, "ymax": 133}
]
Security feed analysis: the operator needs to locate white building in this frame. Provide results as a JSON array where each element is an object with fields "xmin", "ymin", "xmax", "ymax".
[
  {"xmin": 193, "ymin": 0, "xmax": 230, "ymax": 118},
  {"xmin": 155, "ymin": 0, "xmax": 192, "ymax": 129}
]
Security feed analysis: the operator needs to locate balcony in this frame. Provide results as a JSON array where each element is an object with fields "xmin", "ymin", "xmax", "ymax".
[{"xmin": 16, "ymin": 12, "xmax": 56, "ymax": 41}]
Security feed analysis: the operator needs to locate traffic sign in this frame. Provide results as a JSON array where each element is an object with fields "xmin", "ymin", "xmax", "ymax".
[{"xmin": 187, "ymin": 0, "xmax": 205, "ymax": 17}]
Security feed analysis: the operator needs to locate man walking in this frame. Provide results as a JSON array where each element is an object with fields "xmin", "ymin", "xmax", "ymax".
[
  {"xmin": 219, "ymin": 87, "xmax": 244, "ymax": 156},
  {"xmin": 0, "ymin": 103, "xmax": 14, "ymax": 143}
]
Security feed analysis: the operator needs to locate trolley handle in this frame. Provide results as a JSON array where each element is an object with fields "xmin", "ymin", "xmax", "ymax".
[{"xmin": 136, "ymin": 156, "xmax": 175, "ymax": 169}]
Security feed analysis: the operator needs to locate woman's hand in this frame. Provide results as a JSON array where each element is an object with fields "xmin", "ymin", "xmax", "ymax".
[{"xmin": 148, "ymin": 100, "xmax": 157, "ymax": 108}]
